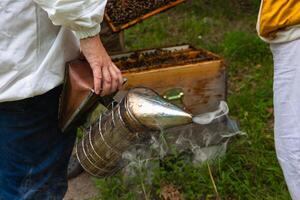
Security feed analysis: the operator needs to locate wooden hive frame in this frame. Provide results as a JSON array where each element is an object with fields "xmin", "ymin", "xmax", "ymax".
[{"xmin": 105, "ymin": 0, "xmax": 187, "ymax": 32}]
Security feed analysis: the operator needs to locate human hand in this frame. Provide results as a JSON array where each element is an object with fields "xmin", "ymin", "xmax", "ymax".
[{"xmin": 80, "ymin": 35, "xmax": 123, "ymax": 96}]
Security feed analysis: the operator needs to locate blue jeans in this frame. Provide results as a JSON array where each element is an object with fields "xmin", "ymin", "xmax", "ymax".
[{"xmin": 0, "ymin": 86, "xmax": 76, "ymax": 200}]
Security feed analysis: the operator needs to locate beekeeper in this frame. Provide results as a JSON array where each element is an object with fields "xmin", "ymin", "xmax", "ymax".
[
  {"xmin": 0, "ymin": 0, "xmax": 122, "ymax": 199},
  {"xmin": 257, "ymin": 1, "xmax": 300, "ymax": 199}
]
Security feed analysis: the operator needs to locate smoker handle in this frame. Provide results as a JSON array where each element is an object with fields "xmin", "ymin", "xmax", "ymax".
[
  {"xmin": 98, "ymin": 93, "xmax": 118, "ymax": 108},
  {"xmin": 98, "ymin": 78, "xmax": 128, "ymax": 109}
]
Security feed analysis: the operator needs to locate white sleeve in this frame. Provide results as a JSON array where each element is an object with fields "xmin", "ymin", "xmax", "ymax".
[{"xmin": 34, "ymin": 0, "xmax": 107, "ymax": 39}]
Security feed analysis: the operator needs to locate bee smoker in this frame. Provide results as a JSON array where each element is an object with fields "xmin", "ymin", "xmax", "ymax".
[{"xmin": 76, "ymin": 87, "xmax": 193, "ymax": 177}]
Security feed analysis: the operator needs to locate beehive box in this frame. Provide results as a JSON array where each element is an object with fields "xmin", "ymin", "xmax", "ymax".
[
  {"xmin": 112, "ymin": 44, "xmax": 226, "ymax": 114},
  {"xmin": 105, "ymin": 0, "xmax": 186, "ymax": 32}
]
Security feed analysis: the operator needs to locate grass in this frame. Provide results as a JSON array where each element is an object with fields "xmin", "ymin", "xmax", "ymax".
[{"xmin": 94, "ymin": 0, "xmax": 291, "ymax": 199}]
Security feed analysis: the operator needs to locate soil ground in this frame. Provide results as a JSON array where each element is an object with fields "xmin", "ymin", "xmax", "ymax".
[{"xmin": 64, "ymin": 172, "xmax": 99, "ymax": 200}]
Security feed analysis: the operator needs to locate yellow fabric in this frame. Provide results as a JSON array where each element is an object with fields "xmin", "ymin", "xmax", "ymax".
[{"xmin": 259, "ymin": 1, "xmax": 300, "ymax": 39}]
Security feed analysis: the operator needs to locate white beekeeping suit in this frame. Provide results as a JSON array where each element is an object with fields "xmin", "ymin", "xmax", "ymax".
[{"xmin": 0, "ymin": 0, "xmax": 107, "ymax": 102}]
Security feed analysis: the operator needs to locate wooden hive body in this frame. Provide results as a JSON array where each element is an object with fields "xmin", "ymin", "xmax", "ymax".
[{"xmin": 113, "ymin": 45, "xmax": 226, "ymax": 114}]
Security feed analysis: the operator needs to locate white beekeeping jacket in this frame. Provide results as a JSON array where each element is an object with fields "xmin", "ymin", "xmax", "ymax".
[{"xmin": 0, "ymin": 0, "xmax": 107, "ymax": 102}]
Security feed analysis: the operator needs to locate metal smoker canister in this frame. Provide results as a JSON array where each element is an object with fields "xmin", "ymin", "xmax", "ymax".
[{"xmin": 76, "ymin": 87, "xmax": 193, "ymax": 177}]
